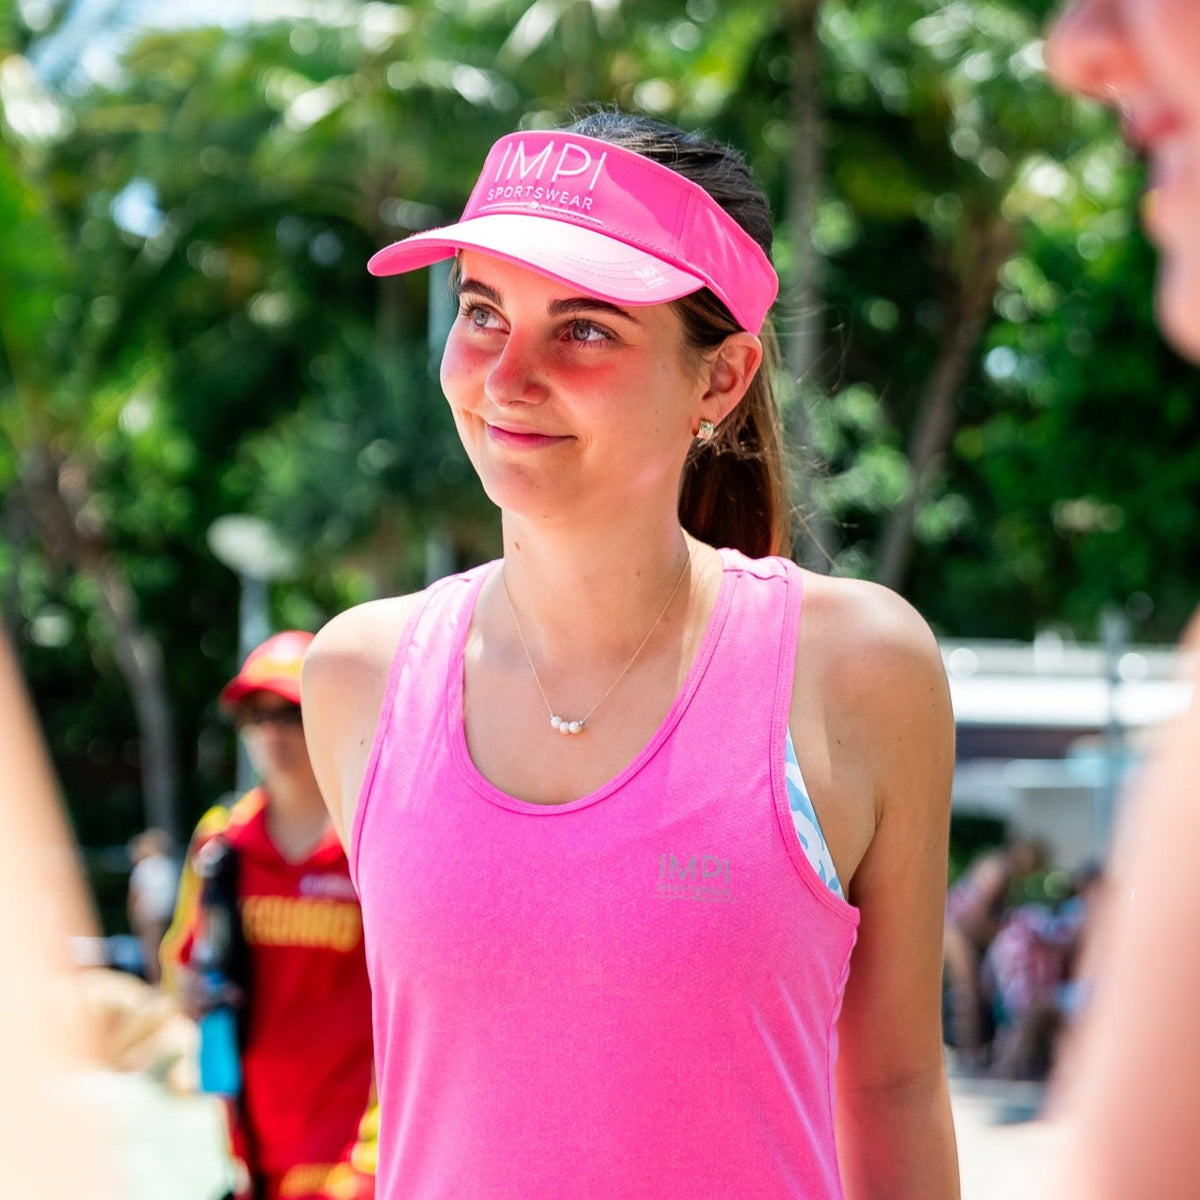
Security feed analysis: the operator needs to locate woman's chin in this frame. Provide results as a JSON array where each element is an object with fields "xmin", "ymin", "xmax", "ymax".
[
  {"xmin": 1157, "ymin": 253, "xmax": 1200, "ymax": 363},
  {"xmin": 477, "ymin": 473, "xmax": 565, "ymax": 522}
]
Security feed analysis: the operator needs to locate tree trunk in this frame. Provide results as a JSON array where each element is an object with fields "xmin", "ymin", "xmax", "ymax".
[
  {"xmin": 875, "ymin": 216, "xmax": 1019, "ymax": 593},
  {"xmin": 85, "ymin": 555, "xmax": 179, "ymax": 839},
  {"xmin": 19, "ymin": 447, "xmax": 179, "ymax": 841},
  {"xmin": 781, "ymin": 0, "xmax": 836, "ymax": 571}
]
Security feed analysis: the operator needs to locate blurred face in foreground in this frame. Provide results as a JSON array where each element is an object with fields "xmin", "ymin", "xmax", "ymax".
[{"xmin": 1047, "ymin": 0, "xmax": 1200, "ymax": 360}]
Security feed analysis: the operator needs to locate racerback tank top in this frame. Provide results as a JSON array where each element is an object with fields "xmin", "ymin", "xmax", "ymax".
[{"xmin": 351, "ymin": 548, "xmax": 860, "ymax": 1199}]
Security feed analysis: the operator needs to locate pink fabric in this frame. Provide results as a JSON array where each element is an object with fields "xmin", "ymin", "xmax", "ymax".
[
  {"xmin": 351, "ymin": 550, "xmax": 859, "ymax": 1199},
  {"xmin": 366, "ymin": 132, "xmax": 779, "ymax": 334}
]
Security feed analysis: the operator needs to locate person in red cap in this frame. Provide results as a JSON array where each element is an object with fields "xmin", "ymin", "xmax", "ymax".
[{"xmin": 162, "ymin": 631, "xmax": 376, "ymax": 1200}]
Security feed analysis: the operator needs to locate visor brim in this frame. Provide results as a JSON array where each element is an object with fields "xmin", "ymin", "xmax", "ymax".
[{"xmin": 367, "ymin": 213, "xmax": 708, "ymax": 309}]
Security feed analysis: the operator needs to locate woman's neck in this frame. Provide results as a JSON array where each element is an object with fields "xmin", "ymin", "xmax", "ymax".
[{"xmin": 496, "ymin": 512, "xmax": 697, "ymax": 662}]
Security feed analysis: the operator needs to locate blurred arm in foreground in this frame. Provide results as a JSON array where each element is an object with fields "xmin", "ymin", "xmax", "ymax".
[
  {"xmin": 1042, "ymin": 620, "xmax": 1200, "ymax": 1198},
  {"xmin": 0, "ymin": 628, "xmax": 115, "ymax": 1198}
]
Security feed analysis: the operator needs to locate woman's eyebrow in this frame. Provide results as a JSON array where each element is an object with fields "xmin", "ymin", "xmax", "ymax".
[
  {"xmin": 456, "ymin": 278, "xmax": 503, "ymax": 305},
  {"xmin": 548, "ymin": 297, "xmax": 639, "ymax": 323},
  {"xmin": 456, "ymin": 277, "xmax": 639, "ymax": 324}
]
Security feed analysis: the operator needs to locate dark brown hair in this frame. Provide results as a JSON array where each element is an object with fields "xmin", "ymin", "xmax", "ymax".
[{"xmin": 562, "ymin": 111, "xmax": 790, "ymax": 559}]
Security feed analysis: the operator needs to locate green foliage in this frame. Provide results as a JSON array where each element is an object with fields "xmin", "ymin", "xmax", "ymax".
[{"xmin": 242, "ymin": 335, "xmax": 494, "ymax": 594}]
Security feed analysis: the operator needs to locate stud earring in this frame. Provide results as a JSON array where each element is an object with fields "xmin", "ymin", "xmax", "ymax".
[{"xmin": 696, "ymin": 419, "xmax": 716, "ymax": 442}]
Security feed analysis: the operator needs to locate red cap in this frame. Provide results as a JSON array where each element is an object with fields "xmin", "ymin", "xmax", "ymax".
[{"xmin": 219, "ymin": 630, "xmax": 313, "ymax": 709}]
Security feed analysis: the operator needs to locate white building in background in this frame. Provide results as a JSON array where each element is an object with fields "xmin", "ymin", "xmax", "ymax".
[{"xmin": 942, "ymin": 633, "xmax": 1194, "ymax": 870}]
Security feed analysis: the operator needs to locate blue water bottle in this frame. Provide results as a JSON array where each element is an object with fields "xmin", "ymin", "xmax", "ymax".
[{"xmin": 198, "ymin": 994, "xmax": 243, "ymax": 1096}]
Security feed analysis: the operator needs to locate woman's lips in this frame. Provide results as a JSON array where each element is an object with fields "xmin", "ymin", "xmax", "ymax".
[
  {"xmin": 1121, "ymin": 106, "xmax": 1187, "ymax": 154},
  {"xmin": 485, "ymin": 423, "xmax": 570, "ymax": 448}
]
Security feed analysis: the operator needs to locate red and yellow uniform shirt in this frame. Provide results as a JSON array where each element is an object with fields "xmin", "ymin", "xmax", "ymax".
[{"xmin": 162, "ymin": 790, "xmax": 375, "ymax": 1200}]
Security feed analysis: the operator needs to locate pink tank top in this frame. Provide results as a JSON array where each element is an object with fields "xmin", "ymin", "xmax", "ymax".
[{"xmin": 351, "ymin": 549, "xmax": 860, "ymax": 1199}]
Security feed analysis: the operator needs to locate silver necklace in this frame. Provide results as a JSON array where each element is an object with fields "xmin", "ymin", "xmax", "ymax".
[{"xmin": 500, "ymin": 550, "xmax": 692, "ymax": 736}]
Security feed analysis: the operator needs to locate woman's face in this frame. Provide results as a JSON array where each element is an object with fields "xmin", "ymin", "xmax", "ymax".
[
  {"xmin": 1047, "ymin": 0, "xmax": 1200, "ymax": 359},
  {"xmin": 440, "ymin": 250, "xmax": 712, "ymax": 526}
]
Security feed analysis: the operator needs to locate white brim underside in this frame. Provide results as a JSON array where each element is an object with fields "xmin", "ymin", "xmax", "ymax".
[{"xmin": 367, "ymin": 212, "xmax": 707, "ymax": 307}]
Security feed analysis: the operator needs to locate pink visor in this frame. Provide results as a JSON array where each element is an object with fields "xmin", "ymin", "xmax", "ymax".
[{"xmin": 367, "ymin": 131, "xmax": 779, "ymax": 335}]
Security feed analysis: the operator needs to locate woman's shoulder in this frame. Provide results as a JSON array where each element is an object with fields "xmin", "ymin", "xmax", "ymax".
[
  {"xmin": 302, "ymin": 589, "xmax": 436, "ymax": 841},
  {"xmin": 306, "ymin": 566, "xmax": 487, "ymax": 682},
  {"xmin": 801, "ymin": 567, "xmax": 939, "ymax": 657},
  {"xmin": 306, "ymin": 592, "xmax": 427, "ymax": 679},
  {"xmin": 793, "ymin": 568, "xmax": 949, "ymax": 733}
]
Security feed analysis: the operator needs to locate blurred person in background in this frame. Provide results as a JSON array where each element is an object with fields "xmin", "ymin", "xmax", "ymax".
[
  {"xmin": 162, "ymin": 630, "xmax": 376, "ymax": 1200},
  {"xmin": 127, "ymin": 827, "xmax": 179, "ymax": 985},
  {"xmin": 982, "ymin": 861, "xmax": 1104, "ymax": 1081},
  {"xmin": 1044, "ymin": 2, "xmax": 1200, "ymax": 1196},
  {"xmin": 942, "ymin": 838, "xmax": 1046, "ymax": 1070}
]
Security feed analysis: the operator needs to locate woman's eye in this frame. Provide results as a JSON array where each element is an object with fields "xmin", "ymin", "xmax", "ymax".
[
  {"xmin": 567, "ymin": 320, "xmax": 609, "ymax": 344},
  {"xmin": 460, "ymin": 303, "xmax": 498, "ymax": 329}
]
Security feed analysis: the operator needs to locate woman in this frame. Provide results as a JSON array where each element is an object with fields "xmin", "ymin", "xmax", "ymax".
[
  {"xmin": 1039, "ymin": 5, "xmax": 1200, "ymax": 1196},
  {"xmin": 303, "ymin": 112, "xmax": 959, "ymax": 1199}
]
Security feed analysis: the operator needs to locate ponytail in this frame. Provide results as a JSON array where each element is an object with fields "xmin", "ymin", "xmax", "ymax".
[{"xmin": 675, "ymin": 296, "xmax": 790, "ymax": 559}]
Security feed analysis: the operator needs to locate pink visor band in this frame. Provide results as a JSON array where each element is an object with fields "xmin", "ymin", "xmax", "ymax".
[{"xmin": 367, "ymin": 131, "xmax": 779, "ymax": 335}]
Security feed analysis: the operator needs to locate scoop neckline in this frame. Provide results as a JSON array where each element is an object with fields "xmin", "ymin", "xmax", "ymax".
[{"xmin": 447, "ymin": 551, "xmax": 736, "ymax": 815}]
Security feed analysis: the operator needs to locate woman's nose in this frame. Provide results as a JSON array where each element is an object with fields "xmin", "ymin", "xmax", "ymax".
[
  {"xmin": 1045, "ymin": 0, "xmax": 1142, "ymax": 104},
  {"xmin": 484, "ymin": 334, "xmax": 547, "ymax": 407}
]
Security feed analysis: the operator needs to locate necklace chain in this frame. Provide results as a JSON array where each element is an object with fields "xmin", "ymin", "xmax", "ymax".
[{"xmin": 500, "ymin": 549, "xmax": 692, "ymax": 736}]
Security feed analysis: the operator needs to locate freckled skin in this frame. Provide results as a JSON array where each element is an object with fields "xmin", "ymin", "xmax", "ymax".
[{"xmin": 439, "ymin": 251, "xmax": 706, "ymax": 528}]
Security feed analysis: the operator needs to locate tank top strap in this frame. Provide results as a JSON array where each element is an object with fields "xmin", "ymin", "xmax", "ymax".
[
  {"xmin": 705, "ymin": 549, "xmax": 804, "ymax": 754},
  {"xmin": 704, "ymin": 551, "xmax": 845, "ymax": 914},
  {"xmin": 347, "ymin": 562, "xmax": 497, "ymax": 886}
]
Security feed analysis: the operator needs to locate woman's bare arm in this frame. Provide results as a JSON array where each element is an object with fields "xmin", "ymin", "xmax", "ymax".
[
  {"xmin": 797, "ymin": 580, "xmax": 959, "ymax": 1198},
  {"xmin": 302, "ymin": 595, "xmax": 422, "ymax": 845}
]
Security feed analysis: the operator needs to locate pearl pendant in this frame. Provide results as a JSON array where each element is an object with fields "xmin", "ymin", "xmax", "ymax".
[{"xmin": 550, "ymin": 715, "xmax": 585, "ymax": 735}]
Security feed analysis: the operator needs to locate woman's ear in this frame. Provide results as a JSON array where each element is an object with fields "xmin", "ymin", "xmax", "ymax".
[{"xmin": 699, "ymin": 332, "xmax": 763, "ymax": 424}]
